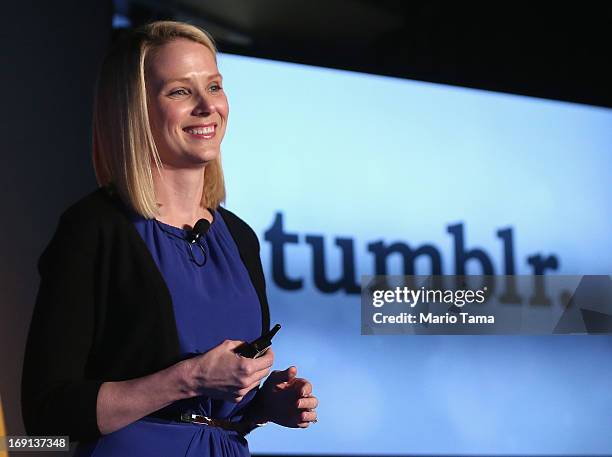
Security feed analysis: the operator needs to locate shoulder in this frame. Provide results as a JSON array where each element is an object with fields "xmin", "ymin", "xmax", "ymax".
[
  {"xmin": 217, "ymin": 206, "xmax": 260, "ymax": 251},
  {"xmin": 40, "ymin": 188, "xmax": 128, "ymax": 267},
  {"xmin": 59, "ymin": 187, "xmax": 124, "ymax": 229}
]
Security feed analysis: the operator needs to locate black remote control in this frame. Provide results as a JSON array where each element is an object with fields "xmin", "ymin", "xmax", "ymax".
[{"xmin": 234, "ymin": 324, "xmax": 281, "ymax": 358}]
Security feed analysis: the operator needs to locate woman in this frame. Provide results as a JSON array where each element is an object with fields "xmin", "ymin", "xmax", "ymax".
[{"xmin": 21, "ymin": 21, "xmax": 318, "ymax": 456}]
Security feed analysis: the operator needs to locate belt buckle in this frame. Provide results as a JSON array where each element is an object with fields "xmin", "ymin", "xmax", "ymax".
[{"xmin": 180, "ymin": 412, "xmax": 214, "ymax": 426}]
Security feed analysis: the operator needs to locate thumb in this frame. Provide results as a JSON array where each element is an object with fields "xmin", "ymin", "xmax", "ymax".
[
  {"xmin": 270, "ymin": 366, "xmax": 297, "ymax": 383},
  {"xmin": 288, "ymin": 366, "xmax": 298, "ymax": 379}
]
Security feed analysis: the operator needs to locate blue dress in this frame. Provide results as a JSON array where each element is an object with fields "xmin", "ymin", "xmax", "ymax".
[{"xmin": 74, "ymin": 208, "xmax": 263, "ymax": 457}]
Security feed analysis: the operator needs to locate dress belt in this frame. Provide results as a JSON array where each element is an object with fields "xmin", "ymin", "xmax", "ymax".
[{"xmin": 148, "ymin": 411, "xmax": 247, "ymax": 435}]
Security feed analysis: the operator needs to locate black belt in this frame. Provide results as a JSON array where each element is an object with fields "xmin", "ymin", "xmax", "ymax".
[{"xmin": 148, "ymin": 411, "xmax": 251, "ymax": 435}]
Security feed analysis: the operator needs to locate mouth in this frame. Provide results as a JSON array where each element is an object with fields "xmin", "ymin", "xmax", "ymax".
[{"xmin": 183, "ymin": 123, "xmax": 217, "ymax": 139}]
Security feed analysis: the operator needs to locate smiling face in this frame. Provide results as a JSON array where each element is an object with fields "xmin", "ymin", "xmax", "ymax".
[{"xmin": 145, "ymin": 38, "xmax": 228, "ymax": 169}]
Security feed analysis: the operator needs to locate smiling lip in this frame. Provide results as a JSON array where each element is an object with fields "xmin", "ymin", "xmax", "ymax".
[{"xmin": 183, "ymin": 123, "xmax": 217, "ymax": 139}]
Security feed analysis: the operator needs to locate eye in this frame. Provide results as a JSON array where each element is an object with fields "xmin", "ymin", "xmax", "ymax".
[
  {"xmin": 209, "ymin": 83, "xmax": 223, "ymax": 93},
  {"xmin": 169, "ymin": 88, "xmax": 189, "ymax": 97}
]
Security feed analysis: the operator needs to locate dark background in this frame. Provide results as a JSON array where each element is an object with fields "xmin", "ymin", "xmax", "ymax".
[
  {"xmin": 121, "ymin": 0, "xmax": 612, "ymax": 108},
  {"xmin": 1, "ymin": 1, "xmax": 609, "ymax": 456}
]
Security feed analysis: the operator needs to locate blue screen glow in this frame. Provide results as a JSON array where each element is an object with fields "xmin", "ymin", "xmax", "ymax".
[{"xmin": 218, "ymin": 53, "xmax": 612, "ymax": 456}]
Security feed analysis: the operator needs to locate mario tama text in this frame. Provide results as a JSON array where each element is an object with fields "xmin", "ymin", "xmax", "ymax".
[
  {"xmin": 373, "ymin": 311, "xmax": 494, "ymax": 325},
  {"xmin": 361, "ymin": 275, "xmax": 612, "ymax": 335}
]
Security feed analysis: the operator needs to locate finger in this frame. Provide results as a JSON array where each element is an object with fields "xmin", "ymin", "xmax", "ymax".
[
  {"xmin": 288, "ymin": 366, "xmax": 297, "ymax": 379},
  {"xmin": 299, "ymin": 410, "xmax": 317, "ymax": 423},
  {"xmin": 289, "ymin": 378, "xmax": 313, "ymax": 397},
  {"xmin": 296, "ymin": 417, "xmax": 317, "ymax": 428},
  {"xmin": 296, "ymin": 396, "xmax": 318, "ymax": 410},
  {"xmin": 247, "ymin": 366, "xmax": 272, "ymax": 385},
  {"xmin": 223, "ymin": 339, "xmax": 246, "ymax": 351},
  {"xmin": 235, "ymin": 353, "xmax": 273, "ymax": 378},
  {"xmin": 267, "ymin": 366, "xmax": 296, "ymax": 384},
  {"xmin": 238, "ymin": 366, "xmax": 271, "ymax": 390},
  {"xmin": 250, "ymin": 349, "xmax": 275, "ymax": 370}
]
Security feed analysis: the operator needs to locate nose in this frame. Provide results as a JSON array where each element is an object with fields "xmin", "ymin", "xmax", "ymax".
[{"xmin": 192, "ymin": 94, "xmax": 216, "ymax": 117}]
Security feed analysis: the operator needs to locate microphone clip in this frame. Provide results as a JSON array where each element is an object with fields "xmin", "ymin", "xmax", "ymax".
[{"xmin": 187, "ymin": 218, "xmax": 211, "ymax": 244}]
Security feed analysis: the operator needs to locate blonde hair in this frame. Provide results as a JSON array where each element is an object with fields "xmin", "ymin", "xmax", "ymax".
[{"xmin": 92, "ymin": 21, "xmax": 226, "ymax": 218}]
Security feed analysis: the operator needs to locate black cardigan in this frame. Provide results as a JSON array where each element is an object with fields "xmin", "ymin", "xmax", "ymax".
[{"xmin": 21, "ymin": 188, "xmax": 270, "ymax": 442}]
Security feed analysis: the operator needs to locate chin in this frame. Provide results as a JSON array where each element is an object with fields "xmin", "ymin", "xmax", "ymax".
[{"xmin": 193, "ymin": 149, "xmax": 220, "ymax": 165}]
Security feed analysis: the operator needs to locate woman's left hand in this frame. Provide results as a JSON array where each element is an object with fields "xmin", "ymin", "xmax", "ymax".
[{"xmin": 249, "ymin": 366, "xmax": 318, "ymax": 428}]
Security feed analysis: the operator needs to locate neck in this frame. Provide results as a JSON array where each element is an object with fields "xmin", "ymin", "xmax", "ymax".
[{"xmin": 152, "ymin": 164, "xmax": 212, "ymax": 228}]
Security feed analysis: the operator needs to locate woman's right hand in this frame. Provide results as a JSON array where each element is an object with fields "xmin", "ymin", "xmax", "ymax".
[{"xmin": 181, "ymin": 340, "xmax": 274, "ymax": 403}]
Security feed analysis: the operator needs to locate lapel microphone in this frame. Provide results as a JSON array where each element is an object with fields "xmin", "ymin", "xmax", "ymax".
[{"xmin": 187, "ymin": 218, "xmax": 211, "ymax": 243}]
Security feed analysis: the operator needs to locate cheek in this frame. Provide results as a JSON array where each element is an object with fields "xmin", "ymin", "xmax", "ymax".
[
  {"xmin": 218, "ymin": 96, "xmax": 229, "ymax": 121},
  {"xmin": 164, "ymin": 107, "xmax": 184, "ymax": 127},
  {"xmin": 157, "ymin": 106, "xmax": 190, "ymax": 141},
  {"xmin": 148, "ymin": 104, "xmax": 172, "ymax": 142}
]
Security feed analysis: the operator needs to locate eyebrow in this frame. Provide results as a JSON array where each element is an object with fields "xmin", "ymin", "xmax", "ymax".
[{"xmin": 163, "ymin": 74, "xmax": 223, "ymax": 86}]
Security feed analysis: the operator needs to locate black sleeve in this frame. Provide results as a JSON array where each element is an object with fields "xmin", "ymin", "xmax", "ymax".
[
  {"xmin": 217, "ymin": 207, "xmax": 270, "ymax": 334},
  {"xmin": 21, "ymin": 211, "xmax": 104, "ymax": 442}
]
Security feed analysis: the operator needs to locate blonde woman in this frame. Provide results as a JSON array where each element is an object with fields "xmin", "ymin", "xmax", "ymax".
[{"xmin": 22, "ymin": 21, "xmax": 317, "ymax": 457}]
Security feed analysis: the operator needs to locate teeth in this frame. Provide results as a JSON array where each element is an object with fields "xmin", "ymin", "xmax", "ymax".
[{"xmin": 186, "ymin": 126, "xmax": 215, "ymax": 135}]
